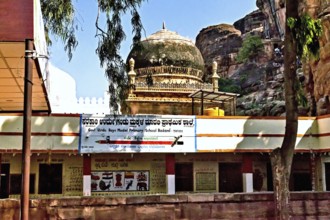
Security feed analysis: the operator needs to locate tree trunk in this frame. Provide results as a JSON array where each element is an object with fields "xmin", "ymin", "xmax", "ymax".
[
  {"xmin": 271, "ymin": 0, "xmax": 299, "ymax": 219},
  {"xmin": 271, "ymin": 148, "xmax": 293, "ymax": 219},
  {"xmin": 271, "ymin": 148, "xmax": 292, "ymax": 219}
]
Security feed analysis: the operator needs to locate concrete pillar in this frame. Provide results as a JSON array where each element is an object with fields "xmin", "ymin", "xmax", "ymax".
[
  {"xmin": 243, "ymin": 173, "xmax": 253, "ymax": 192},
  {"xmin": 242, "ymin": 154, "xmax": 253, "ymax": 192},
  {"xmin": 166, "ymin": 154, "xmax": 175, "ymax": 194},
  {"xmin": 83, "ymin": 154, "xmax": 91, "ymax": 196}
]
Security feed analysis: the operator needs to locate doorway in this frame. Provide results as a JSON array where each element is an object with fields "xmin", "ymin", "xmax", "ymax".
[
  {"xmin": 219, "ymin": 163, "xmax": 243, "ymax": 193},
  {"xmin": 175, "ymin": 163, "xmax": 193, "ymax": 192},
  {"xmin": 325, "ymin": 163, "xmax": 330, "ymax": 191},
  {"xmin": 0, "ymin": 164, "xmax": 10, "ymax": 198},
  {"xmin": 39, "ymin": 164, "xmax": 63, "ymax": 194}
]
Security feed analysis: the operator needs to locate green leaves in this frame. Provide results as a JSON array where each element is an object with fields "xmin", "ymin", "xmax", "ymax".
[
  {"xmin": 218, "ymin": 78, "xmax": 241, "ymax": 94},
  {"xmin": 287, "ymin": 14, "xmax": 322, "ymax": 60},
  {"xmin": 41, "ymin": 0, "xmax": 78, "ymax": 60},
  {"xmin": 41, "ymin": 0, "xmax": 144, "ymax": 114},
  {"xmin": 236, "ymin": 34, "xmax": 264, "ymax": 63},
  {"xmin": 95, "ymin": 0, "xmax": 143, "ymax": 113}
]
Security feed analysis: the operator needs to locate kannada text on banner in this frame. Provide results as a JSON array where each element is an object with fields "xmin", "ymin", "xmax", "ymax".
[{"xmin": 80, "ymin": 115, "xmax": 196, "ymax": 153}]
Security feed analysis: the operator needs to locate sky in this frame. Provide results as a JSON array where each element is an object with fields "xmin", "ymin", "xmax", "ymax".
[{"xmin": 49, "ymin": 0, "xmax": 258, "ymax": 98}]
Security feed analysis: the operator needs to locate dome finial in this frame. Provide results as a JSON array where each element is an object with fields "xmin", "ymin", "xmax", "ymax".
[
  {"xmin": 162, "ymin": 21, "xmax": 166, "ymax": 30},
  {"xmin": 129, "ymin": 58, "xmax": 135, "ymax": 71}
]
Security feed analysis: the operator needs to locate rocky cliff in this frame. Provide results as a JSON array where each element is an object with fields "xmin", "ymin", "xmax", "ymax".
[
  {"xmin": 303, "ymin": 1, "xmax": 330, "ymax": 115},
  {"xmin": 196, "ymin": 24, "xmax": 242, "ymax": 80},
  {"xmin": 196, "ymin": 8, "xmax": 287, "ymax": 116},
  {"xmin": 196, "ymin": 0, "xmax": 330, "ymax": 116}
]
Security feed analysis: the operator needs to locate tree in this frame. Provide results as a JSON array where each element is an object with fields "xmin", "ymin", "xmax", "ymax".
[
  {"xmin": 270, "ymin": 1, "xmax": 299, "ymax": 218},
  {"xmin": 271, "ymin": 1, "xmax": 321, "ymax": 219},
  {"xmin": 41, "ymin": 0, "xmax": 144, "ymax": 113},
  {"xmin": 236, "ymin": 34, "xmax": 264, "ymax": 63}
]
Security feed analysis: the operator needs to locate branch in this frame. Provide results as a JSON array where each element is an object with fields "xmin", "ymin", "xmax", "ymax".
[{"xmin": 95, "ymin": 4, "xmax": 108, "ymax": 37}]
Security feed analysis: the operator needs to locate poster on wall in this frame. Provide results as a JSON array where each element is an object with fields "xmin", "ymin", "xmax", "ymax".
[
  {"xmin": 195, "ymin": 172, "xmax": 217, "ymax": 191},
  {"xmin": 91, "ymin": 171, "xmax": 149, "ymax": 192},
  {"xmin": 79, "ymin": 115, "xmax": 196, "ymax": 153}
]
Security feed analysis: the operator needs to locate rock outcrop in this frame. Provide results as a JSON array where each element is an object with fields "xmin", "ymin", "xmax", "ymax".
[
  {"xmin": 195, "ymin": 24, "xmax": 242, "ymax": 81},
  {"xmin": 255, "ymin": 0, "xmax": 330, "ymax": 116},
  {"xmin": 233, "ymin": 10, "xmax": 265, "ymax": 35},
  {"xmin": 305, "ymin": 1, "xmax": 330, "ymax": 115},
  {"xmin": 196, "ymin": 9, "xmax": 287, "ymax": 116},
  {"xmin": 195, "ymin": 0, "xmax": 330, "ymax": 116}
]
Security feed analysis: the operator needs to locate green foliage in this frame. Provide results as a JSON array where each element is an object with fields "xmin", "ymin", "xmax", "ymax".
[
  {"xmin": 41, "ymin": 0, "xmax": 78, "ymax": 60},
  {"xmin": 41, "ymin": 0, "xmax": 144, "ymax": 113},
  {"xmin": 295, "ymin": 80, "xmax": 308, "ymax": 107},
  {"xmin": 218, "ymin": 78, "xmax": 241, "ymax": 94},
  {"xmin": 236, "ymin": 35, "xmax": 264, "ymax": 63},
  {"xmin": 287, "ymin": 14, "xmax": 322, "ymax": 59},
  {"xmin": 96, "ymin": 0, "xmax": 143, "ymax": 113}
]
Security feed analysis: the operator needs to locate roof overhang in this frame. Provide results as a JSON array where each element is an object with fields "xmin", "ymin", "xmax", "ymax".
[
  {"xmin": 0, "ymin": 41, "xmax": 51, "ymax": 113},
  {"xmin": 0, "ymin": 0, "xmax": 51, "ymax": 113}
]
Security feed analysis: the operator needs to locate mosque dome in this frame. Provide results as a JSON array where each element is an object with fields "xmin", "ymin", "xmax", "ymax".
[{"xmin": 127, "ymin": 24, "xmax": 205, "ymax": 77}]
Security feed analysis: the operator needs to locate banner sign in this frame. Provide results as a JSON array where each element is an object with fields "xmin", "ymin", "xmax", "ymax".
[{"xmin": 79, "ymin": 115, "xmax": 196, "ymax": 153}]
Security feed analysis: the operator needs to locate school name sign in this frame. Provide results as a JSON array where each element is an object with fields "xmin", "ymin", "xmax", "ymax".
[{"xmin": 79, "ymin": 115, "xmax": 196, "ymax": 153}]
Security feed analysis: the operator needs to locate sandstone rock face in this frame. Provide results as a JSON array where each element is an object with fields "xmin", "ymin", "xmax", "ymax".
[
  {"xmin": 264, "ymin": 0, "xmax": 330, "ymax": 115},
  {"xmin": 256, "ymin": 0, "xmax": 330, "ymax": 115},
  {"xmin": 195, "ymin": 9, "xmax": 288, "ymax": 116},
  {"xmin": 311, "ymin": 2, "xmax": 330, "ymax": 115},
  {"xmin": 196, "ymin": 0, "xmax": 330, "ymax": 116},
  {"xmin": 233, "ymin": 10, "xmax": 265, "ymax": 35},
  {"xmin": 195, "ymin": 24, "xmax": 242, "ymax": 80},
  {"xmin": 234, "ymin": 61, "xmax": 288, "ymax": 116},
  {"xmin": 256, "ymin": 0, "xmax": 286, "ymax": 40}
]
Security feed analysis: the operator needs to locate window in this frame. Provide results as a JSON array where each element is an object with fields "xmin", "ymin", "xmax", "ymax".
[
  {"xmin": 10, "ymin": 174, "xmax": 35, "ymax": 194},
  {"xmin": 39, "ymin": 164, "xmax": 62, "ymax": 194},
  {"xmin": 290, "ymin": 172, "xmax": 312, "ymax": 191},
  {"xmin": 175, "ymin": 163, "xmax": 193, "ymax": 192},
  {"xmin": 289, "ymin": 157, "xmax": 312, "ymax": 191}
]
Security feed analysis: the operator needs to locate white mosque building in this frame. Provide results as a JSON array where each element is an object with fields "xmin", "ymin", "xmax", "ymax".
[{"xmin": 46, "ymin": 63, "xmax": 110, "ymax": 114}]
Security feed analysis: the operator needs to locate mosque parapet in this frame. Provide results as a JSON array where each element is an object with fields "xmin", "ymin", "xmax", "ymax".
[
  {"xmin": 51, "ymin": 95, "xmax": 110, "ymax": 114},
  {"xmin": 134, "ymin": 81, "xmax": 212, "ymax": 91},
  {"xmin": 135, "ymin": 66, "xmax": 204, "ymax": 79},
  {"xmin": 76, "ymin": 94, "xmax": 110, "ymax": 114}
]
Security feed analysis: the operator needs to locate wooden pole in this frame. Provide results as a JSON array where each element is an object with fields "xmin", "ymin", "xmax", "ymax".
[{"xmin": 21, "ymin": 39, "xmax": 33, "ymax": 220}]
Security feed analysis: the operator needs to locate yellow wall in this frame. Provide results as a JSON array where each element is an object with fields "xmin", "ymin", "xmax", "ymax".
[
  {"xmin": 2, "ymin": 154, "xmax": 83, "ymax": 198},
  {"xmin": 1, "ymin": 152, "xmax": 323, "ymax": 196}
]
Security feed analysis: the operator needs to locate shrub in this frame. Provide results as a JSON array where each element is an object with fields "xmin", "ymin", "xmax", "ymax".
[{"xmin": 236, "ymin": 35, "xmax": 264, "ymax": 63}]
